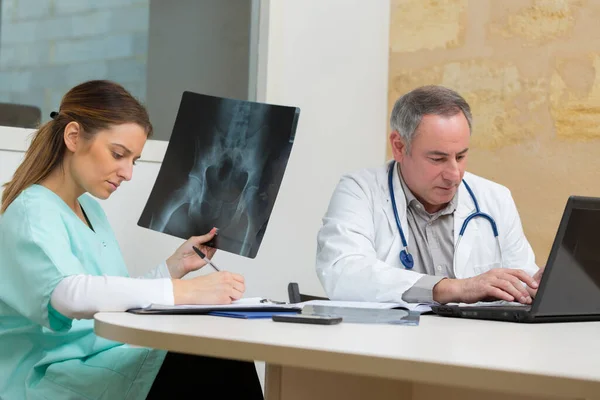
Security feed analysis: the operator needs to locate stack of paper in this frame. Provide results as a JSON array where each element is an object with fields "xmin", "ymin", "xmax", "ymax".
[{"xmin": 298, "ymin": 300, "xmax": 433, "ymax": 314}]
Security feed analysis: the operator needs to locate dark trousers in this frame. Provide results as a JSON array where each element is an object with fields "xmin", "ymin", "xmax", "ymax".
[{"xmin": 146, "ymin": 352, "xmax": 264, "ymax": 399}]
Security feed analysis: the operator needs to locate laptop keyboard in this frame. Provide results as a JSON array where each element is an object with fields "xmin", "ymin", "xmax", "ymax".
[{"xmin": 457, "ymin": 300, "xmax": 528, "ymax": 308}]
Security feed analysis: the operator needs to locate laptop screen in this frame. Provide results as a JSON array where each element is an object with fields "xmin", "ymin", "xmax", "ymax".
[{"xmin": 535, "ymin": 197, "xmax": 600, "ymax": 316}]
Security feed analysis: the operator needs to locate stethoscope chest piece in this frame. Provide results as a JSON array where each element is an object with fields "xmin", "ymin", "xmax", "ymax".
[{"xmin": 400, "ymin": 249, "xmax": 414, "ymax": 269}]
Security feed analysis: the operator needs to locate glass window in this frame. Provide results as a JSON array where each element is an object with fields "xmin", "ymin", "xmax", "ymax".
[
  {"xmin": 0, "ymin": 0, "xmax": 256, "ymax": 140},
  {"xmin": 0, "ymin": 0, "xmax": 150, "ymax": 126}
]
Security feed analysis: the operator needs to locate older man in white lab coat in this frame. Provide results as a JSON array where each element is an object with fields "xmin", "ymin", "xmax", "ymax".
[{"xmin": 316, "ymin": 85, "xmax": 543, "ymax": 305}]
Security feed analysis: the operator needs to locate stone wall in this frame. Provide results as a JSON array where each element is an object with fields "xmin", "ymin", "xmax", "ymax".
[
  {"xmin": 388, "ymin": 0, "xmax": 600, "ymax": 265},
  {"xmin": 0, "ymin": 0, "xmax": 149, "ymax": 122}
]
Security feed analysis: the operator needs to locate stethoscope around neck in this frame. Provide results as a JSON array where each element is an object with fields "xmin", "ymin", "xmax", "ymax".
[{"xmin": 387, "ymin": 161, "xmax": 502, "ymax": 270}]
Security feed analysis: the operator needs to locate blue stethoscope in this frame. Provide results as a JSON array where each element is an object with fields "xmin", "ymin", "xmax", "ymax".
[{"xmin": 388, "ymin": 161, "xmax": 501, "ymax": 270}]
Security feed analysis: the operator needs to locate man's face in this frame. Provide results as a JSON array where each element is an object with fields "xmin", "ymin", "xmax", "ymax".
[{"xmin": 390, "ymin": 113, "xmax": 470, "ymax": 214}]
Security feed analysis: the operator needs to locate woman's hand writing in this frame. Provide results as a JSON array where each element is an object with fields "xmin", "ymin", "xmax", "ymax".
[{"xmin": 172, "ymin": 271, "xmax": 245, "ymax": 305}]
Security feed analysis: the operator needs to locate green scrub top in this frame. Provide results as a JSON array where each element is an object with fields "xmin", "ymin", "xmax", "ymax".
[{"xmin": 0, "ymin": 184, "xmax": 166, "ymax": 399}]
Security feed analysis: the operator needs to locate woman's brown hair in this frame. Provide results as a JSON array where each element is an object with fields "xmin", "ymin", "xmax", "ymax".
[{"xmin": 1, "ymin": 80, "xmax": 153, "ymax": 213}]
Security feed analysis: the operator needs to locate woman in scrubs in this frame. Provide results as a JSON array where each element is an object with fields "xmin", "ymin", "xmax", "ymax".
[{"xmin": 0, "ymin": 80, "xmax": 263, "ymax": 399}]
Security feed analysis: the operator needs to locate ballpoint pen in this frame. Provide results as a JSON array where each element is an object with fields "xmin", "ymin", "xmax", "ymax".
[{"xmin": 192, "ymin": 246, "xmax": 221, "ymax": 272}]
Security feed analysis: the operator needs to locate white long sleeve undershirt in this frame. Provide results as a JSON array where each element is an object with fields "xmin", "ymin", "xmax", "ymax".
[{"xmin": 50, "ymin": 261, "xmax": 175, "ymax": 320}]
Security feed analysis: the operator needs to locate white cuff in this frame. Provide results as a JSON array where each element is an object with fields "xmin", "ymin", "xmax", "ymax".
[
  {"xmin": 50, "ymin": 275, "xmax": 174, "ymax": 320},
  {"xmin": 140, "ymin": 260, "xmax": 172, "ymax": 279}
]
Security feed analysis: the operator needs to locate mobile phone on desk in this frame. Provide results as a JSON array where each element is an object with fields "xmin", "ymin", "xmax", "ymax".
[{"xmin": 272, "ymin": 314, "xmax": 342, "ymax": 325}]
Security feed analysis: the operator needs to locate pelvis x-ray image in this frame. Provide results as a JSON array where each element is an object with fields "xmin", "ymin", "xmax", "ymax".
[{"xmin": 138, "ymin": 91, "xmax": 300, "ymax": 258}]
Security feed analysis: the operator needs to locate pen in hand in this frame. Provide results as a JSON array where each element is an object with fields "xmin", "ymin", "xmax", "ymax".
[{"xmin": 192, "ymin": 246, "xmax": 221, "ymax": 272}]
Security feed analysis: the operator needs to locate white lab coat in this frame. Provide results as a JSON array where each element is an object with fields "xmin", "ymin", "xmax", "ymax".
[{"xmin": 316, "ymin": 163, "xmax": 539, "ymax": 303}]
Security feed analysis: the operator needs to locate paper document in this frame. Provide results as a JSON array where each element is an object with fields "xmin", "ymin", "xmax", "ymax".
[{"xmin": 298, "ymin": 300, "xmax": 433, "ymax": 313}]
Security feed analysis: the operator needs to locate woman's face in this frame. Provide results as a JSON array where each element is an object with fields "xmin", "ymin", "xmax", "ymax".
[{"xmin": 69, "ymin": 123, "xmax": 147, "ymax": 199}]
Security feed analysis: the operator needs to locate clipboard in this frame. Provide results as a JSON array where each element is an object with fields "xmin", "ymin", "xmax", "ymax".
[{"xmin": 128, "ymin": 297, "xmax": 301, "ymax": 315}]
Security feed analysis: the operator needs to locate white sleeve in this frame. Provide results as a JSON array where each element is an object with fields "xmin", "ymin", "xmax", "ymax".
[
  {"xmin": 499, "ymin": 188, "xmax": 539, "ymax": 277},
  {"xmin": 50, "ymin": 275, "xmax": 174, "ymax": 320},
  {"xmin": 138, "ymin": 260, "xmax": 172, "ymax": 279},
  {"xmin": 316, "ymin": 174, "xmax": 424, "ymax": 303}
]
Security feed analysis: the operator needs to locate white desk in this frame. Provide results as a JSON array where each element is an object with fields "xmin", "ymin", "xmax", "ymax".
[{"xmin": 95, "ymin": 313, "xmax": 600, "ymax": 400}]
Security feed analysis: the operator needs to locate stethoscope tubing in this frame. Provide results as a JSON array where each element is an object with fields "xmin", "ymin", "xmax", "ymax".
[{"xmin": 388, "ymin": 161, "xmax": 500, "ymax": 270}]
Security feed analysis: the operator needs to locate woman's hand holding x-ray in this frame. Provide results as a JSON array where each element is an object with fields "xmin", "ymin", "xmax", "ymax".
[{"xmin": 166, "ymin": 228, "xmax": 218, "ymax": 279}]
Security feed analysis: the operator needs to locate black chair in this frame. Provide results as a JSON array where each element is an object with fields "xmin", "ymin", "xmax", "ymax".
[
  {"xmin": 287, "ymin": 282, "xmax": 328, "ymax": 303},
  {"xmin": 0, "ymin": 103, "xmax": 41, "ymax": 128}
]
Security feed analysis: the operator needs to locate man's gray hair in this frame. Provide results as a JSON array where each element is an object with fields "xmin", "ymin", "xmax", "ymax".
[{"xmin": 390, "ymin": 85, "xmax": 472, "ymax": 152}]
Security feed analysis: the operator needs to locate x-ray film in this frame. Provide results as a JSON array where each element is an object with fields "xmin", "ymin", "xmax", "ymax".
[{"xmin": 138, "ymin": 91, "xmax": 300, "ymax": 258}]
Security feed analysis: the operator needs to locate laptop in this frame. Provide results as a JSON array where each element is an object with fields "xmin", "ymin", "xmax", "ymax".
[{"xmin": 432, "ymin": 195, "xmax": 600, "ymax": 323}]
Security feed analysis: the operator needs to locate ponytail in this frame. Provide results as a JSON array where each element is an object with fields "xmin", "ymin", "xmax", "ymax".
[{"xmin": 1, "ymin": 120, "xmax": 66, "ymax": 213}]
